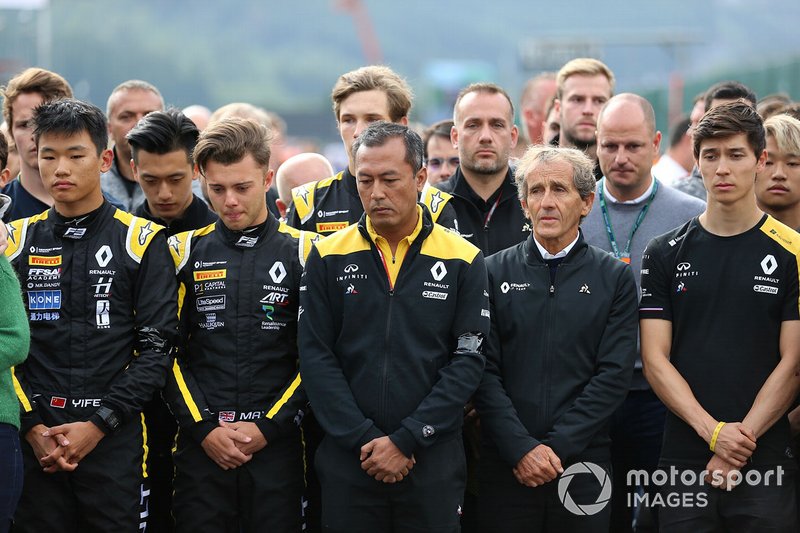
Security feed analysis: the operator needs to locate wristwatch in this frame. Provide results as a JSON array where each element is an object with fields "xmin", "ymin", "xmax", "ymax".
[{"xmin": 95, "ymin": 406, "xmax": 121, "ymax": 433}]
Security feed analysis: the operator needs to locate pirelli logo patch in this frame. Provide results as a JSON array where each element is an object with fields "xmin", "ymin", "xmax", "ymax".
[
  {"xmin": 193, "ymin": 269, "xmax": 227, "ymax": 282},
  {"xmin": 316, "ymin": 221, "xmax": 348, "ymax": 233},
  {"xmin": 29, "ymin": 255, "xmax": 62, "ymax": 266}
]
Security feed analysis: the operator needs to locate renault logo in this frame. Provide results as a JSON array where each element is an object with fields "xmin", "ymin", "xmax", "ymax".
[{"xmin": 431, "ymin": 261, "xmax": 447, "ymax": 281}]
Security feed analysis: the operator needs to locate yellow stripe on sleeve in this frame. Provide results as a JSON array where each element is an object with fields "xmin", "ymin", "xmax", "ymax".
[
  {"xmin": 172, "ymin": 359, "xmax": 202, "ymax": 422},
  {"xmin": 11, "ymin": 368, "xmax": 32, "ymax": 412},
  {"xmin": 266, "ymin": 373, "xmax": 301, "ymax": 419},
  {"xmin": 140, "ymin": 413, "xmax": 149, "ymax": 479}
]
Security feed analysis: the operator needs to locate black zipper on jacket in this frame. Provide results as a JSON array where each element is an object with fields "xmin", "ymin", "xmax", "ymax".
[
  {"xmin": 375, "ymin": 245, "xmax": 394, "ymax": 427},
  {"xmin": 543, "ymin": 262, "xmax": 560, "ymax": 425}
]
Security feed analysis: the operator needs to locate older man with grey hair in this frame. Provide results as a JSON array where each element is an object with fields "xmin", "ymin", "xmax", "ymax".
[
  {"xmin": 475, "ymin": 145, "xmax": 638, "ymax": 532},
  {"xmin": 101, "ymin": 80, "xmax": 165, "ymax": 210}
]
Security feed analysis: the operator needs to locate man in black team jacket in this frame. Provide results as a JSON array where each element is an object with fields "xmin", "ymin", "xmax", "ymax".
[
  {"xmin": 126, "ymin": 108, "xmax": 217, "ymax": 532},
  {"xmin": 129, "ymin": 109, "xmax": 216, "ymax": 234},
  {"xmin": 6, "ymin": 99, "xmax": 177, "ymax": 532},
  {"xmin": 436, "ymin": 83, "xmax": 528, "ymax": 256},
  {"xmin": 165, "ymin": 118, "xmax": 314, "ymax": 532},
  {"xmin": 287, "ymin": 65, "xmax": 459, "ymax": 531},
  {"xmin": 300, "ymin": 122, "xmax": 490, "ymax": 532},
  {"xmin": 476, "ymin": 145, "xmax": 637, "ymax": 532},
  {"xmin": 287, "ymin": 65, "xmax": 458, "ymax": 237},
  {"xmin": 641, "ymin": 102, "xmax": 800, "ymax": 530}
]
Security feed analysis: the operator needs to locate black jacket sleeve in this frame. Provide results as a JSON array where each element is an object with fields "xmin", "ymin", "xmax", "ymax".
[
  {"xmin": 99, "ymin": 231, "xmax": 178, "ymax": 427},
  {"xmin": 475, "ymin": 267, "xmax": 543, "ymax": 466}
]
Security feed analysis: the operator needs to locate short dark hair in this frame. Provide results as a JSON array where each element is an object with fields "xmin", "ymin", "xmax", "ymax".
[
  {"xmin": 422, "ymin": 119, "xmax": 453, "ymax": 160},
  {"xmin": 0, "ymin": 132, "xmax": 7, "ymax": 170},
  {"xmin": 703, "ymin": 81, "xmax": 756, "ymax": 112},
  {"xmin": 193, "ymin": 117, "xmax": 272, "ymax": 175},
  {"xmin": 33, "ymin": 98, "xmax": 108, "ymax": 155},
  {"xmin": 352, "ymin": 121, "xmax": 424, "ymax": 175},
  {"xmin": 758, "ymin": 93, "xmax": 793, "ymax": 120},
  {"xmin": 779, "ymin": 103, "xmax": 800, "ymax": 122},
  {"xmin": 127, "ymin": 108, "xmax": 199, "ymax": 164},
  {"xmin": 453, "ymin": 83, "xmax": 515, "ymax": 124},
  {"xmin": 668, "ymin": 116, "xmax": 691, "ymax": 149},
  {"xmin": 693, "ymin": 101, "xmax": 765, "ymax": 161}
]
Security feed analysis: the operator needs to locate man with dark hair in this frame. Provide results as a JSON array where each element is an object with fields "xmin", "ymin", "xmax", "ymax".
[
  {"xmin": 476, "ymin": 145, "xmax": 637, "ymax": 532},
  {"xmin": 703, "ymin": 80, "xmax": 757, "ymax": 113},
  {"xmin": 422, "ymin": 119, "xmax": 458, "ymax": 186},
  {"xmin": 125, "ymin": 107, "xmax": 216, "ymax": 532},
  {"xmin": 5, "ymin": 98, "xmax": 177, "ymax": 532},
  {"xmin": 166, "ymin": 117, "xmax": 314, "ymax": 532},
  {"xmin": 652, "ymin": 116, "xmax": 693, "ymax": 186},
  {"xmin": 1, "ymin": 68, "xmax": 73, "ymax": 221},
  {"xmin": 101, "ymin": 80, "xmax": 165, "ymax": 211},
  {"xmin": 300, "ymin": 121, "xmax": 489, "ymax": 531},
  {"xmin": 641, "ymin": 101, "xmax": 800, "ymax": 530},
  {"xmin": 287, "ymin": 65, "xmax": 458, "ymax": 237},
  {"xmin": 128, "ymin": 108, "xmax": 216, "ymax": 233},
  {"xmin": 676, "ymin": 81, "xmax": 758, "ymax": 201},
  {"xmin": 437, "ymin": 82, "xmax": 528, "ymax": 255}
]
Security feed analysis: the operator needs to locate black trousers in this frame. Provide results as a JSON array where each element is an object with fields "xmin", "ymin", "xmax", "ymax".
[
  {"xmin": 316, "ymin": 435, "xmax": 466, "ymax": 533},
  {"xmin": 172, "ymin": 429, "xmax": 304, "ymax": 533},
  {"xmin": 658, "ymin": 466, "xmax": 797, "ymax": 533},
  {"xmin": 141, "ymin": 395, "xmax": 176, "ymax": 533},
  {"xmin": 13, "ymin": 416, "xmax": 149, "ymax": 533},
  {"xmin": 477, "ymin": 453, "xmax": 612, "ymax": 533}
]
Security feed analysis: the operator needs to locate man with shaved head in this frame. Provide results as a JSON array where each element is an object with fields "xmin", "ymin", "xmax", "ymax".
[
  {"xmin": 274, "ymin": 152, "xmax": 334, "ymax": 219},
  {"xmin": 582, "ymin": 93, "xmax": 705, "ymax": 531}
]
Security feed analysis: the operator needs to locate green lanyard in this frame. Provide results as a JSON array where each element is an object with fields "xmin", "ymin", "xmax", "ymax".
[{"xmin": 598, "ymin": 178, "xmax": 659, "ymax": 264}]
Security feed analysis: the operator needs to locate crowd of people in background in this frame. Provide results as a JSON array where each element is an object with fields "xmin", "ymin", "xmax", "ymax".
[{"xmin": 0, "ymin": 56, "xmax": 799, "ymax": 533}]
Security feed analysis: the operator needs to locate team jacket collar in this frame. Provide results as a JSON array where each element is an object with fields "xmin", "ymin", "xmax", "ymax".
[
  {"xmin": 51, "ymin": 201, "xmax": 112, "ymax": 240},
  {"xmin": 525, "ymin": 229, "xmax": 588, "ymax": 265},
  {"xmin": 357, "ymin": 203, "xmax": 435, "ymax": 243},
  {"xmin": 449, "ymin": 166, "xmax": 516, "ymax": 205},
  {"xmin": 216, "ymin": 211, "xmax": 279, "ymax": 249},
  {"xmin": 135, "ymin": 194, "xmax": 215, "ymax": 235},
  {"xmin": 343, "ymin": 166, "xmax": 360, "ymax": 199}
]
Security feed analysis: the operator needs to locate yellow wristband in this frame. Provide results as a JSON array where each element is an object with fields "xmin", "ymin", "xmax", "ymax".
[{"xmin": 709, "ymin": 422, "xmax": 726, "ymax": 452}]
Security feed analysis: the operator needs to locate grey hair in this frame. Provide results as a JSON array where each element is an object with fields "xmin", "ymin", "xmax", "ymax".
[
  {"xmin": 106, "ymin": 80, "xmax": 164, "ymax": 116},
  {"xmin": 515, "ymin": 145, "xmax": 595, "ymax": 201}
]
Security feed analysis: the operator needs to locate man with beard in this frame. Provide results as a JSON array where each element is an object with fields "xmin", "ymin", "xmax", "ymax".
[
  {"xmin": 554, "ymin": 58, "xmax": 615, "ymax": 179},
  {"xmin": 436, "ymin": 83, "xmax": 527, "ymax": 255}
]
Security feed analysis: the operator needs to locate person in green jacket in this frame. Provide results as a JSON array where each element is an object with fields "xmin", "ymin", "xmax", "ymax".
[{"xmin": 0, "ymin": 252, "xmax": 30, "ymax": 532}]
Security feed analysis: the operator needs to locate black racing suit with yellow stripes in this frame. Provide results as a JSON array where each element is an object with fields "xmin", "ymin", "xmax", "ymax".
[
  {"xmin": 299, "ymin": 206, "xmax": 490, "ymax": 531},
  {"xmin": 287, "ymin": 167, "xmax": 459, "ymax": 236},
  {"xmin": 166, "ymin": 213, "xmax": 316, "ymax": 532},
  {"xmin": 5, "ymin": 201, "xmax": 177, "ymax": 532}
]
